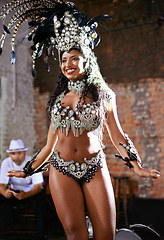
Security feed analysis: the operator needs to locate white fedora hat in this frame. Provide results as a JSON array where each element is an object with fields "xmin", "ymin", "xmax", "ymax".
[{"xmin": 6, "ymin": 139, "xmax": 28, "ymax": 153}]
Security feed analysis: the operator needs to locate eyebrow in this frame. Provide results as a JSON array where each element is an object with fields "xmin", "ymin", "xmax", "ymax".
[{"xmin": 62, "ymin": 55, "xmax": 78, "ymax": 60}]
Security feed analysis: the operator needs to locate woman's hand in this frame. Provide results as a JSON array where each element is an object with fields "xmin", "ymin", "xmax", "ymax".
[
  {"xmin": 134, "ymin": 167, "xmax": 160, "ymax": 179},
  {"xmin": 8, "ymin": 170, "xmax": 25, "ymax": 178}
]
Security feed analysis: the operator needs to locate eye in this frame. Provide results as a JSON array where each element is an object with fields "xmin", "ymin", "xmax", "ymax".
[
  {"xmin": 72, "ymin": 57, "xmax": 79, "ymax": 61},
  {"xmin": 61, "ymin": 59, "xmax": 67, "ymax": 63}
]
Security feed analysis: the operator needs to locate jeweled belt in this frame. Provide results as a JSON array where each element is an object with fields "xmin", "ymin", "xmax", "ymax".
[{"xmin": 50, "ymin": 150, "xmax": 104, "ymax": 182}]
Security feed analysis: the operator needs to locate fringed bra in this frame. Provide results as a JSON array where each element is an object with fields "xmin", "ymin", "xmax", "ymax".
[{"xmin": 51, "ymin": 91, "xmax": 101, "ymax": 137}]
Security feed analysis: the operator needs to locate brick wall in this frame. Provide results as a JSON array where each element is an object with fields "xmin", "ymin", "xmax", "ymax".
[
  {"xmin": 34, "ymin": 0, "xmax": 164, "ymax": 199},
  {"xmin": 106, "ymin": 78, "xmax": 164, "ymax": 199}
]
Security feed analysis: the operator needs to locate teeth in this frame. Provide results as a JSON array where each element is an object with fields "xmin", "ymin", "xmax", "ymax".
[{"xmin": 66, "ymin": 69, "xmax": 75, "ymax": 74}]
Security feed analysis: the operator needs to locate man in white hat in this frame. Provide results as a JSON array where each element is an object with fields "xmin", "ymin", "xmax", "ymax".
[{"xmin": 0, "ymin": 139, "xmax": 47, "ymax": 240}]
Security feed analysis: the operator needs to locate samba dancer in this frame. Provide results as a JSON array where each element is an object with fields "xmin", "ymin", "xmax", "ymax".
[{"xmin": 0, "ymin": 1, "xmax": 160, "ymax": 239}]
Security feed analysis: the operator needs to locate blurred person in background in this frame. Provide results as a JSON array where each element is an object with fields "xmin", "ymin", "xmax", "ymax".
[{"xmin": 0, "ymin": 139, "xmax": 47, "ymax": 240}]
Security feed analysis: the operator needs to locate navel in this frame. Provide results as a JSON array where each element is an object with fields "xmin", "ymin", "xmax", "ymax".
[{"xmin": 74, "ymin": 148, "xmax": 78, "ymax": 152}]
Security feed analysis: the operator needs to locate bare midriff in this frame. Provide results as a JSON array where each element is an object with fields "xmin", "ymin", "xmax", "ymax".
[{"xmin": 54, "ymin": 129, "xmax": 102, "ymax": 163}]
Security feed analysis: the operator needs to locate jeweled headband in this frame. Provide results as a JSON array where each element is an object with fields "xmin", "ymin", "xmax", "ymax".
[{"xmin": 0, "ymin": 0, "xmax": 111, "ymax": 77}]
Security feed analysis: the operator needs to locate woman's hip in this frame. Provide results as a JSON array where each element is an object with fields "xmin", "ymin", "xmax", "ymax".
[{"xmin": 50, "ymin": 149, "xmax": 105, "ymax": 183}]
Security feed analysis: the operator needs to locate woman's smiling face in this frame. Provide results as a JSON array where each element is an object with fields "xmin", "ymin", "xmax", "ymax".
[{"xmin": 61, "ymin": 49, "xmax": 85, "ymax": 81}]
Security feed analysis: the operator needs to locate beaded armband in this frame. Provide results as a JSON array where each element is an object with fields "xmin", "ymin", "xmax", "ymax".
[
  {"xmin": 23, "ymin": 150, "xmax": 51, "ymax": 177},
  {"xmin": 115, "ymin": 134, "xmax": 142, "ymax": 169},
  {"xmin": 23, "ymin": 150, "xmax": 41, "ymax": 178},
  {"xmin": 32, "ymin": 160, "xmax": 50, "ymax": 174}
]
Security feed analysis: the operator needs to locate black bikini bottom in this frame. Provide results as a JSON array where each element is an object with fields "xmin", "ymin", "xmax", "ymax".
[{"xmin": 50, "ymin": 150, "xmax": 105, "ymax": 182}]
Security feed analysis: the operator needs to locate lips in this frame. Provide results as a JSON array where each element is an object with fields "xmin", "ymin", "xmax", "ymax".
[{"xmin": 66, "ymin": 68, "xmax": 76, "ymax": 74}]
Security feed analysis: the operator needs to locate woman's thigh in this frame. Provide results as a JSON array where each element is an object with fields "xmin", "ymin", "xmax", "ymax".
[
  {"xmin": 49, "ymin": 165, "xmax": 88, "ymax": 238},
  {"xmin": 82, "ymin": 162, "xmax": 116, "ymax": 240}
]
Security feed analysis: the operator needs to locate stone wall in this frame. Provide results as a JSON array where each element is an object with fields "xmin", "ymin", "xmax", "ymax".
[{"xmin": 0, "ymin": 0, "xmax": 35, "ymax": 160}]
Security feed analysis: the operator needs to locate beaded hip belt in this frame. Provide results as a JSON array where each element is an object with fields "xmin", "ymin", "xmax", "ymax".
[{"xmin": 50, "ymin": 150, "xmax": 104, "ymax": 182}]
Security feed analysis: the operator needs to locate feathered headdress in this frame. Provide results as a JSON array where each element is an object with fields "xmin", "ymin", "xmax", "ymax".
[{"xmin": 0, "ymin": 0, "xmax": 111, "ymax": 76}]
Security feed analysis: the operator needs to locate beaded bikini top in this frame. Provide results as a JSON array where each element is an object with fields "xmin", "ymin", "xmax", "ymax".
[
  {"xmin": 51, "ymin": 92, "xmax": 100, "ymax": 137},
  {"xmin": 51, "ymin": 81, "xmax": 113, "ymax": 137}
]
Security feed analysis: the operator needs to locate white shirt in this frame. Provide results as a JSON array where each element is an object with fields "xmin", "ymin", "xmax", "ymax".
[{"xmin": 0, "ymin": 155, "xmax": 44, "ymax": 192}]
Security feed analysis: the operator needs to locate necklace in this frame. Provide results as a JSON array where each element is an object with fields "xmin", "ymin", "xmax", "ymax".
[{"xmin": 68, "ymin": 79, "xmax": 86, "ymax": 95}]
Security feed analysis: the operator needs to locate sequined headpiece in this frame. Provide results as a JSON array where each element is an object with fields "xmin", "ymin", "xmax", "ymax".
[
  {"xmin": 0, "ymin": 0, "xmax": 111, "ymax": 76},
  {"xmin": 52, "ymin": 11, "xmax": 99, "ymax": 52}
]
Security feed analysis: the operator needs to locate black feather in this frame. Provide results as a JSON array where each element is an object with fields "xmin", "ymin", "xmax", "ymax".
[
  {"xmin": 32, "ymin": 68, "xmax": 37, "ymax": 78},
  {"xmin": 87, "ymin": 14, "xmax": 112, "ymax": 26},
  {"xmin": 37, "ymin": 45, "xmax": 44, "ymax": 58},
  {"xmin": 20, "ymin": 37, "xmax": 25, "ymax": 43},
  {"xmin": 95, "ymin": 32, "xmax": 101, "ymax": 47},
  {"xmin": 10, "ymin": 51, "xmax": 16, "ymax": 64},
  {"xmin": 3, "ymin": 25, "xmax": 10, "ymax": 34},
  {"xmin": 28, "ymin": 34, "xmax": 33, "ymax": 41},
  {"xmin": 46, "ymin": 63, "xmax": 50, "ymax": 72},
  {"xmin": 90, "ymin": 39, "xmax": 94, "ymax": 49},
  {"xmin": 28, "ymin": 20, "xmax": 41, "ymax": 27},
  {"xmin": 0, "ymin": 48, "xmax": 2, "ymax": 55},
  {"xmin": 31, "ymin": 45, "xmax": 36, "ymax": 51}
]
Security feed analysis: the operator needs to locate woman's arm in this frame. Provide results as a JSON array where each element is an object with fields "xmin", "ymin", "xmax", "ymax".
[
  {"xmin": 105, "ymin": 94, "xmax": 160, "ymax": 179},
  {"xmin": 32, "ymin": 123, "xmax": 58, "ymax": 170},
  {"xmin": 8, "ymin": 123, "xmax": 58, "ymax": 178}
]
